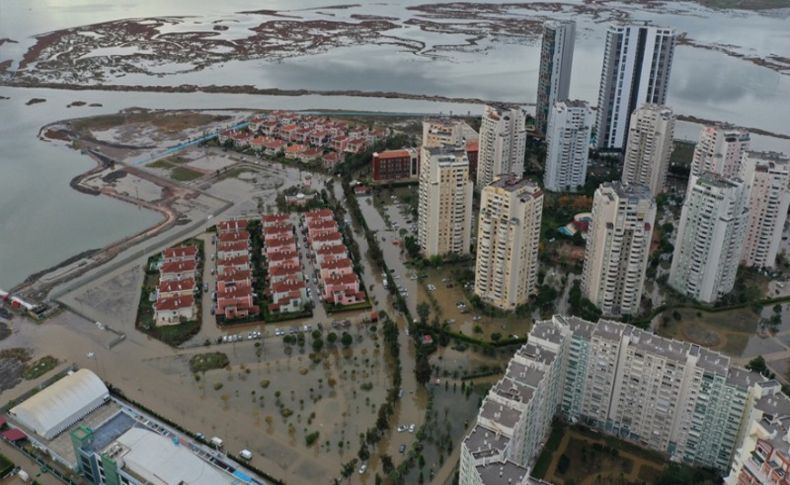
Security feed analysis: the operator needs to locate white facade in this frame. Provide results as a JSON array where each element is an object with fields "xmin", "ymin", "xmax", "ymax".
[
  {"xmin": 582, "ymin": 182, "xmax": 656, "ymax": 316},
  {"xmin": 422, "ymin": 119, "xmax": 478, "ymax": 148},
  {"xmin": 535, "ymin": 20, "xmax": 576, "ymax": 137},
  {"xmin": 595, "ymin": 24, "xmax": 676, "ymax": 150},
  {"xmin": 10, "ymin": 369, "xmax": 109, "ymax": 440},
  {"xmin": 543, "ymin": 100, "xmax": 593, "ymax": 192},
  {"xmin": 418, "ymin": 145, "xmax": 473, "ymax": 257},
  {"xmin": 669, "ymin": 173, "xmax": 750, "ymax": 303},
  {"xmin": 691, "ymin": 125, "xmax": 751, "ymax": 178},
  {"xmin": 477, "ymin": 105, "xmax": 527, "ymax": 189},
  {"xmin": 460, "ymin": 315, "xmax": 767, "ymax": 485},
  {"xmin": 621, "ymin": 104, "xmax": 675, "ymax": 196},
  {"xmin": 740, "ymin": 151, "xmax": 790, "ymax": 269},
  {"xmin": 474, "ymin": 177, "xmax": 543, "ymax": 310}
]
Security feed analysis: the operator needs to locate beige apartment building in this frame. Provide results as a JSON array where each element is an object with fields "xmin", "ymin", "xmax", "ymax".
[
  {"xmin": 422, "ymin": 118, "xmax": 478, "ymax": 148},
  {"xmin": 690, "ymin": 125, "xmax": 751, "ymax": 178},
  {"xmin": 417, "ymin": 144, "xmax": 473, "ymax": 258},
  {"xmin": 621, "ymin": 104, "xmax": 675, "ymax": 196},
  {"xmin": 477, "ymin": 105, "xmax": 527, "ymax": 189},
  {"xmin": 741, "ymin": 151, "xmax": 790, "ymax": 269},
  {"xmin": 474, "ymin": 176, "xmax": 543, "ymax": 310},
  {"xmin": 582, "ymin": 182, "xmax": 656, "ymax": 316}
]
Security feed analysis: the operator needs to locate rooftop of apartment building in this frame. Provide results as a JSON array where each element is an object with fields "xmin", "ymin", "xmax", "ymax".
[
  {"xmin": 695, "ymin": 171, "xmax": 744, "ymax": 189},
  {"xmin": 480, "ymin": 399, "xmax": 523, "ymax": 430},
  {"xmin": 475, "ymin": 460, "xmax": 533, "ymax": 485},
  {"xmin": 464, "ymin": 424, "xmax": 510, "ymax": 459},
  {"xmin": 423, "ymin": 144, "xmax": 467, "ymax": 159},
  {"xmin": 598, "ymin": 181, "xmax": 653, "ymax": 200},
  {"xmin": 558, "ymin": 99, "xmax": 590, "ymax": 109},
  {"xmin": 747, "ymin": 151, "xmax": 790, "ymax": 164},
  {"xmin": 490, "ymin": 175, "xmax": 542, "ymax": 195}
]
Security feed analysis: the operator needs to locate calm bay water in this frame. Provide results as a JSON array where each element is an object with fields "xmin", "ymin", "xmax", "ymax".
[{"xmin": 0, "ymin": 0, "xmax": 789, "ymax": 288}]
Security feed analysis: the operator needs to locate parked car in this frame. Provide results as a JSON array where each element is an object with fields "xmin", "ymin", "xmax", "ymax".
[{"xmin": 399, "ymin": 444, "xmax": 407, "ymax": 454}]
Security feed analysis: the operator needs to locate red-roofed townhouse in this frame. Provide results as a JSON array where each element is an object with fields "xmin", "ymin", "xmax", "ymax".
[
  {"xmin": 216, "ymin": 268, "xmax": 252, "ymax": 288},
  {"xmin": 279, "ymin": 124, "xmax": 298, "ymax": 140},
  {"xmin": 257, "ymin": 118, "xmax": 278, "ymax": 136},
  {"xmin": 218, "ymin": 231, "xmax": 249, "ymax": 244},
  {"xmin": 217, "ymin": 255, "xmax": 250, "ymax": 273},
  {"xmin": 304, "ymin": 208, "xmax": 334, "ymax": 225},
  {"xmin": 265, "ymin": 235, "xmax": 297, "ymax": 258},
  {"xmin": 299, "ymin": 148, "xmax": 322, "ymax": 163},
  {"xmin": 217, "ymin": 219, "xmax": 248, "ymax": 234},
  {"xmin": 154, "ymin": 295, "xmax": 195, "ymax": 326},
  {"xmin": 310, "ymin": 231, "xmax": 343, "ymax": 252},
  {"xmin": 162, "ymin": 246, "xmax": 199, "ymax": 264},
  {"xmin": 322, "ymin": 273, "xmax": 364, "ymax": 305},
  {"xmin": 216, "ymin": 278, "xmax": 252, "ymax": 294},
  {"xmin": 262, "ymin": 213, "xmax": 291, "ymax": 228},
  {"xmin": 269, "ymin": 280, "xmax": 307, "ymax": 313},
  {"xmin": 322, "ymin": 151, "xmax": 343, "ymax": 170},
  {"xmin": 307, "ymin": 220, "xmax": 338, "ymax": 240},
  {"xmin": 158, "ymin": 278, "xmax": 195, "ymax": 299},
  {"xmin": 308, "ymin": 130, "xmax": 330, "ymax": 147},
  {"xmin": 267, "ymin": 250, "xmax": 299, "ymax": 269},
  {"xmin": 285, "ymin": 144, "xmax": 307, "ymax": 160},
  {"xmin": 217, "ymin": 240, "xmax": 249, "ymax": 259},
  {"xmin": 159, "ymin": 261, "xmax": 197, "ymax": 282},
  {"xmin": 268, "ymin": 263, "xmax": 302, "ymax": 284},
  {"xmin": 332, "ymin": 136, "xmax": 349, "ymax": 152},
  {"xmin": 319, "ymin": 257, "xmax": 354, "ymax": 281},
  {"xmin": 316, "ymin": 244, "xmax": 348, "ymax": 265},
  {"xmin": 345, "ymin": 139, "xmax": 367, "ymax": 154}
]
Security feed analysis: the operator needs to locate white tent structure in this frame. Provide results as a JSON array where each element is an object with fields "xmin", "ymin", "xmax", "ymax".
[{"xmin": 9, "ymin": 369, "xmax": 109, "ymax": 440}]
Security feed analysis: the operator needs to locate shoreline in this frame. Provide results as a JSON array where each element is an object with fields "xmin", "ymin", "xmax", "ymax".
[
  {"xmin": 8, "ymin": 103, "xmax": 790, "ymax": 300},
  {"xmin": 0, "ymin": 80, "xmax": 526, "ymax": 107}
]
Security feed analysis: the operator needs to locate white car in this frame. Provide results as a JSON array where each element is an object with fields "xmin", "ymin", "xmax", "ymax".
[
  {"xmin": 408, "ymin": 424, "xmax": 416, "ymax": 433},
  {"xmin": 358, "ymin": 463, "xmax": 367, "ymax": 474}
]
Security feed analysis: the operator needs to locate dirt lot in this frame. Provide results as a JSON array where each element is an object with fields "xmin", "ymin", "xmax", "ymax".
[
  {"xmin": 543, "ymin": 427, "xmax": 667, "ymax": 485},
  {"xmin": 656, "ymin": 307, "xmax": 760, "ymax": 357}
]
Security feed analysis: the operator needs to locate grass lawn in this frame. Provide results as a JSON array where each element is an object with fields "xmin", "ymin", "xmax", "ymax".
[
  {"xmin": 540, "ymin": 425, "xmax": 678, "ymax": 485},
  {"xmin": 189, "ymin": 352, "xmax": 230, "ymax": 373},
  {"xmin": 169, "ymin": 166, "xmax": 204, "ymax": 181},
  {"xmin": 670, "ymin": 140, "xmax": 696, "ymax": 167},
  {"xmin": 149, "ymin": 320, "xmax": 202, "ymax": 347},
  {"xmin": 415, "ymin": 263, "xmax": 532, "ymax": 343},
  {"xmin": 0, "ymin": 452, "xmax": 13, "ymax": 478},
  {"xmin": 22, "ymin": 355, "xmax": 59, "ymax": 380},
  {"xmin": 656, "ymin": 307, "xmax": 760, "ymax": 356}
]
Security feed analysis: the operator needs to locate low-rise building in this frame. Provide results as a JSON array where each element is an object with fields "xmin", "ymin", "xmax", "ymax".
[
  {"xmin": 216, "ymin": 255, "xmax": 250, "ymax": 274},
  {"xmin": 157, "ymin": 278, "xmax": 195, "ymax": 299},
  {"xmin": 162, "ymin": 246, "xmax": 198, "ymax": 264},
  {"xmin": 371, "ymin": 148, "xmax": 419, "ymax": 182},
  {"xmin": 159, "ymin": 261, "xmax": 197, "ymax": 282},
  {"xmin": 154, "ymin": 295, "xmax": 195, "ymax": 325},
  {"xmin": 319, "ymin": 257, "xmax": 354, "ymax": 281}
]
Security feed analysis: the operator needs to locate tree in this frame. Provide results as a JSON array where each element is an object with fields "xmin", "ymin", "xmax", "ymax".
[
  {"xmin": 341, "ymin": 332, "xmax": 353, "ymax": 347},
  {"xmin": 416, "ymin": 302, "xmax": 431, "ymax": 325},
  {"xmin": 381, "ymin": 454, "xmax": 394, "ymax": 473},
  {"xmin": 327, "ymin": 332, "xmax": 337, "ymax": 344},
  {"xmin": 312, "ymin": 338, "xmax": 324, "ymax": 352},
  {"xmin": 415, "ymin": 352, "xmax": 431, "ymax": 384}
]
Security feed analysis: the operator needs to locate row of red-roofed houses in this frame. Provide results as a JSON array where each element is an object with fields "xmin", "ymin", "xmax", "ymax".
[
  {"xmin": 215, "ymin": 219, "xmax": 260, "ymax": 320},
  {"xmin": 262, "ymin": 214, "xmax": 309, "ymax": 315},
  {"xmin": 154, "ymin": 245, "xmax": 200, "ymax": 326},
  {"xmin": 220, "ymin": 111, "xmax": 388, "ymax": 170},
  {"xmin": 303, "ymin": 208, "xmax": 367, "ymax": 306}
]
